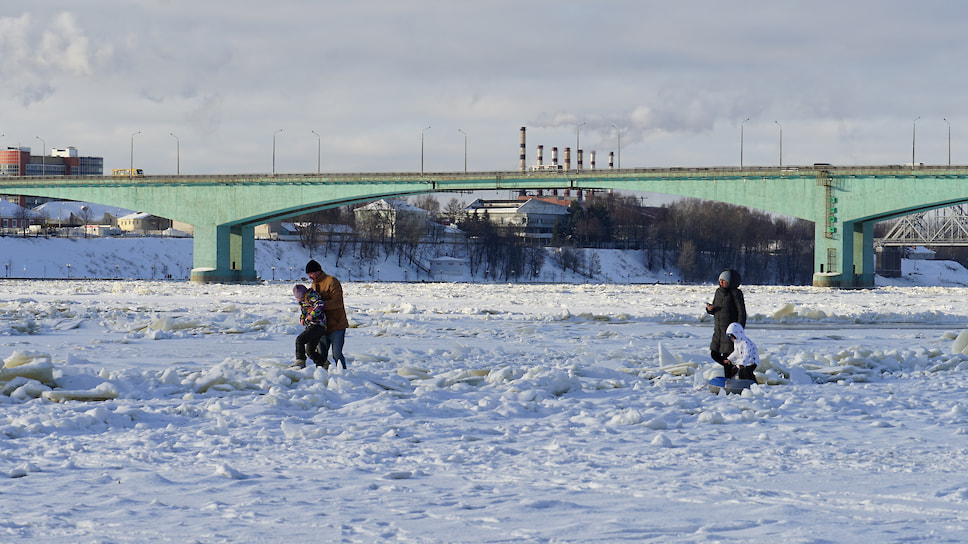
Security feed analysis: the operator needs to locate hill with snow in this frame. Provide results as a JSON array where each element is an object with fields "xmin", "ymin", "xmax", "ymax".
[{"xmin": 1, "ymin": 235, "xmax": 967, "ymax": 286}]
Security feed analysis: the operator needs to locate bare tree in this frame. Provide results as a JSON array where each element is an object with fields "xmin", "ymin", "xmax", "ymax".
[
  {"xmin": 442, "ymin": 197, "xmax": 467, "ymax": 224},
  {"xmin": 410, "ymin": 195, "xmax": 441, "ymax": 219},
  {"xmin": 15, "ymin": 206, "xmax": 33, "ymax": 237}
]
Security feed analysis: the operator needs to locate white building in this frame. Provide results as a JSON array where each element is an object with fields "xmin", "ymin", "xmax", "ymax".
[
  {"xmin": 118, "ymin": 212, "xmax": 172, "ymax": 234},
  {"xmin": 463, "ymin": 198, "xmax": 571, "ymax": 242},
  {"xmin": 354, "ymin": 199, "xmax": 429, "ymax": 238},
  {"xmin": 429, "ymin": 256, "xmax": 469, "ymax": 281}
]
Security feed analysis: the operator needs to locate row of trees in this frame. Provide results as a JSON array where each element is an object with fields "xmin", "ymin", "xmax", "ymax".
[
  {"xmin": 528, "ymin": 192, "xmax": 813, "ymax": 284},
  {"xmin": 294, "ymin": 192, "xmax": 816, "ymax": 284}
]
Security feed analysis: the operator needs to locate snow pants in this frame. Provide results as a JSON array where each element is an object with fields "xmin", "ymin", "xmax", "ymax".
[{"xmin": 296, "ymin": 324, "xmax": 326, "ymax": 365}]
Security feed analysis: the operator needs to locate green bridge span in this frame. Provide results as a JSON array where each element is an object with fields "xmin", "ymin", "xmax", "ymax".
[{"xmin": 4, "ymin": 165, "xmax": 968, "ymax": 286}]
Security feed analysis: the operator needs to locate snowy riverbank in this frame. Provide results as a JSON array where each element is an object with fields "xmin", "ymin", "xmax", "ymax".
[{"xmin": 2, "ymin": 235, "xmax": 967, "ymax": 287}]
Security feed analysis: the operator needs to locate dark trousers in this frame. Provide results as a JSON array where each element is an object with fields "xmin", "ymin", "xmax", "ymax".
[
  {"xmin": 296, "ymin": 324, "xmax": 326, "ymax": 364},
  {"xmin": 711, "ymin": 350, "xmax": 755, "ymax": 380}
]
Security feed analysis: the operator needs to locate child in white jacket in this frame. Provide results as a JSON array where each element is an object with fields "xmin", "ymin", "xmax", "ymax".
[{"xmin": 723, "ymin": 322, "xmax": 759, "ymax": 380}]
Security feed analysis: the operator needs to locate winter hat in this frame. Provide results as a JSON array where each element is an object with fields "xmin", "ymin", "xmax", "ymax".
[
  {"xmin": 305, "ymin": 260, "xmax": 322, "ymax": 274},
  {"xmin": 718, "ymin": 270, "xmax": 732, "ymax": 285},
  {"xmin": 293, "ymin": 284, "xmax": 308, "ymax": 300}
]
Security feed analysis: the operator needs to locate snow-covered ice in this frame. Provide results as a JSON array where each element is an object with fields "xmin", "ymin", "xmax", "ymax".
[
  {"xmin": 2, "ymin": 276, "xmax": 968, "ymax": 542},
  {"xmin": 3, "ymin": 237, "xmax": 968, "ymax": 541}
]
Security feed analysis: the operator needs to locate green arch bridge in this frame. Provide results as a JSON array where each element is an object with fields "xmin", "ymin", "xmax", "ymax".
[{"xmin": 4, "ymin": 165, "xmax": 967, "ymax": 286}]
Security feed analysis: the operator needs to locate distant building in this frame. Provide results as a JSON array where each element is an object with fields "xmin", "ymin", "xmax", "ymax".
[
  {"xmin": 118, "ymin": 212, "xmax": 172, "ymax": 235},
  {"xmin": 905, "ymin": 246, "xmax": 936, "ymax": 260},
  {"xmin": 255, "ymin": 221, "xmax": 301, "ymax": 241},
  {"xmin": 354, "ymin": 199, "xmax": 429, "ymax": 238},
  {"xmin": 430, "ymin": 256, "xmax": 469, "ymax": 281},
  {"xmin": 0, "ymin": 199, "xmax": 40, "ymax": 233},
  {"xmin": 1, "ymin": 146, "xmax": 105, "ymax": 208},
  {"xmin": 463, "ymin": 198, "xmax": 571, "ymax": 242},
  {"xmin": 0, "ymin": 146, "xmax": 103, "ymax": 177}
]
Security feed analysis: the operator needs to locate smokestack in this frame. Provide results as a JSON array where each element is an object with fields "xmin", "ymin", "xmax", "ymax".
[
  {"xmin": 537, "ymin": 145, "xmax": 544, "ymax": 166},
  {"xmin": 552, "ymin": 147, "xmax": 559, "ymax": 167},
  {"xmin": 564, "ymin": 147, "xmax": 571, "ymax": 171},
  {"xmin": 519, "ymin": 127, "xmax": 526, "ymax": 172},
  {"xmin": 608, "ymin": 151, "xmax": 614, "ymax": 169},
  {"xmin": 577, "ymin": 149, "xmax": 583, "ymax": 171},
  {"xmin": 590, "ymin": 151, "xmax": 596, "ymax": 170}
]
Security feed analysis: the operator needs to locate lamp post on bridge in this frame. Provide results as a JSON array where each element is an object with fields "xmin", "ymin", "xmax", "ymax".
[
  {"xmin": 912, "ymin": 116, "xmax": 920, "ymax": 167},
  {"xmin": 311, "ymin": 130, "xmax": 321, "ymax": 174},
  {"xmin": 130, "ymin": 131, "xmax": 141, "ymax": 178},
  {"xmin": 610, "ymin": 124, "xmax": 621, "ymax": 169},
  {"xmin": 421, "ymin": 126, "xmax": 431, "ymax": 175},
  {"xmin": 774, "ymin": 120, "xmax": 783, "ymax": 167},
  {"xmin": 944, "ymin": 118, "xmax": 951, "ymax": 166},
  {"xmin": 740, "ymin": 118, "xmax": 750, "ymax": 169},
  {"xmin": 272, "ymin": 129, "xmax": 283, "ymax": 175},
  {"xmin": 170, "ymin": 132, "xmax": 180, "ymax": 175},
  {"xmin": 457, "ymin": 129, "xmax": 467, "ymax": 173}
]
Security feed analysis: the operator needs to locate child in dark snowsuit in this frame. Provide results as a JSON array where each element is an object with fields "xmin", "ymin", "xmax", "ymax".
[{"xmin": 293, "ymin": 284, "xmax": 327, "ymax": 369}]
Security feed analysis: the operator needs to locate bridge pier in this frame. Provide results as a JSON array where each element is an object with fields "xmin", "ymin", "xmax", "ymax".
[
  {"xmin": 190, "ymin": 224, "xmax": 258, "ymax": 283},
  {"xmin": 812, "ymin": 220, "xmax": 876, "ymax": 288}
]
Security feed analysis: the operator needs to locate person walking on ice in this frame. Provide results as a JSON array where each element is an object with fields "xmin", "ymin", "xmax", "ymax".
[
  {"xmin": 305, "ymin": 260, "xmax": 348, "ymax": 369},
  {"xmin": 705, "ymin": 268, "xmax": 747, "ymax": 367},
  {"xmin": 292, "ymin": 284, "xmax": 327, "ymax": 369}
]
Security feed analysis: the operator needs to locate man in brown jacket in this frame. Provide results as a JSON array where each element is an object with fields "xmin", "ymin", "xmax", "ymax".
[{"xmin": 305, "ymin": 260, "xmax": 348, "ymax": 369}]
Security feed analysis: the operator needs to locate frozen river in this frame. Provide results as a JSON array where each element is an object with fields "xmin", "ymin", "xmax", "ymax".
[{"xmin": 2, "ymin": 280, "xmax": 968, "ymax": 542}]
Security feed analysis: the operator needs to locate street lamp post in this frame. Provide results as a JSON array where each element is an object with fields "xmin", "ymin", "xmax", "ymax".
[
  {"xmin": 35, "ymin": 136, "xmax": 46, "ymax": 175},
  {"xmin": 774, "ymin": 120, "xmax": 783, "ymax": 167},
  {"xmin": 170, "ymin": 133, "xmax": 180, "ymax": 175},
  {"xmin": 740, "ymin": 118, "xmax": 750, "ymax": 168},
  {"xmin": 130, "ymin": 131, "xmax": 141, "ymax": 177},
  {"xmin": 272, "ymin": 129, "xmax": 283, "ymax": 175},
  {"xmin": 457, "ymin": 129, "xmax": 467, "ymax": 173},
  {"xmin": 311, "ymin": 130, "xmax": 321, "ymax": 173},
  {"xmin": 610, "ymin": 124, "xmax": 621, "ymax": 169},
  {"xmin": 944, "ymin": 118, "xmax": 951, "ymax": 166},
  {"xmin": 912, "ymin": 116, "xmax": 920, "ymax": 167},
  {"xmin": 421, "ymin": 126, "xmax": 431, "ymax": 174}
]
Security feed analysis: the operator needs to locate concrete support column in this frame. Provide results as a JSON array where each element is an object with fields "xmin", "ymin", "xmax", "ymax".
[
  {"xmin": 191, "ymin": 223, "xmax": 258, "ymax": 283},
  {"xmin": 856, "ymin": 221, "xmax": 875, "ymax": 287},
  {"xmin": 812, "ymin": 220, "xmax": 875, "ymax": 288}
]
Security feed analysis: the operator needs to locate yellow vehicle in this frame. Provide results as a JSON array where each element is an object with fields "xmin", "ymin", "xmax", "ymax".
[{"xmin": 112, "ymin": 168, "xmax": 145, "ymax": 177}]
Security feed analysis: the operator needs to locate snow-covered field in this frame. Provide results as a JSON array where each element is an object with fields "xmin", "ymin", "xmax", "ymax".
[{"xmin": 3, "ymin": 274, "xmax": 968, "ymax": 542}]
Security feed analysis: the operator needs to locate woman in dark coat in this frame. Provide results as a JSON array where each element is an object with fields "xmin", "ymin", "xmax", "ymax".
[{"xmin": 705, "ymin": 269, "xmax": 747, "ymax": 375}]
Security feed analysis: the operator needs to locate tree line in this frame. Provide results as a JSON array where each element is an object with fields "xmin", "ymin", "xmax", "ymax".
[{"xmin": 294, "ymin": 192, "xmax": 815, "ymax": 284}]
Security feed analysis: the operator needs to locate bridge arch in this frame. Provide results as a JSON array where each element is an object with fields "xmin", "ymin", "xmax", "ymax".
[{"xmin": 4, "ymin": 166, "xmax": 968, "ymax": 285}]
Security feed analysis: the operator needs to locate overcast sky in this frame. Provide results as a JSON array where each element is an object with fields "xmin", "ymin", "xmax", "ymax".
[{"xmin": 3, "ymin": 1, "xmax": 967, "ymax": 176}]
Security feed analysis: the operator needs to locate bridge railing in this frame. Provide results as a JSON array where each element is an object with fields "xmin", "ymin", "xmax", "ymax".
[{"xmin": 4, "ymin": 164, "xmax": 968, "ymax": 185}]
